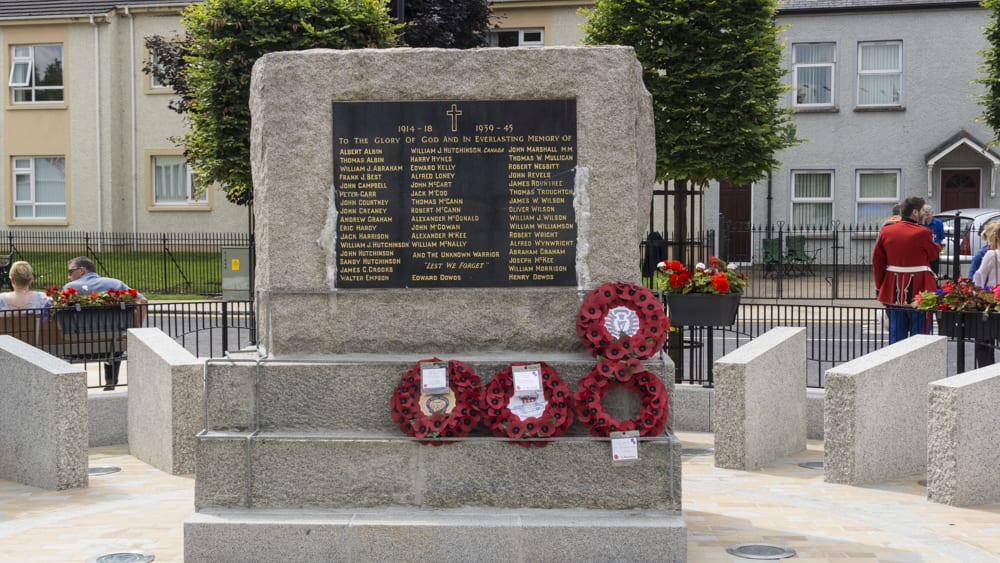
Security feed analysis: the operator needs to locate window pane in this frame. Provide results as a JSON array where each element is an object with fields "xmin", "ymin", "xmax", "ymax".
[
  {"xmin": 35, "ymin": 204, "xmax": 65, "ymax": 218},
  {"xmin": 795, "ymin": 44, "xmax": 834, "ymax": 64},
  {"xmin": 861, "ymin": 44, "xmax": 899, "ymax": 71},
  {"xmin": 793, "ymin": 203, "xmax": 833, "ymax": 226},
  {"xmin": 858, "ymin": 202, "xmax": 892, "ymax": 225},
  {"xmin": 12, "ymin": 45, "xmax": 30, "ymax": 58},
  {"xmin": 796, "ymin": 67, "xmax": 832, "ymax": 104},
  {"xmin": 859, "ymin": 173, "xmax": 897, "ymax": 198},
  {"xmin": 14, "ymin": 205, "xmax": 32, "ymax": 218},
  {"xmin": 34, "ymin": 88, "xmax": 64, "ymax": 102},
  {"xmin": 13, "ymin": 88, "xmax": 31, "ymax": 102},
  {"xmin": 522, "ymin": 31, "xmax": 542, "ymax": 43},
  {"xmin": 794, "ymin": 173, "xmax": 831, "ymax": 198},
  {"xmin": 14, "ymin": 173, "xmax": 31, "ymax": 200},
  {"xmin": 859, "ymin": 75, "xmax": 900, "ymax": 105},
  {"xmin": 9, "ymin": 61, "xmax": 30, "ymax": 86},
  {"xmin": 33, "ymin": 45, "xmax": 63, "ymax": 87},
  {"xmin": 34, "ymin": 157, "xmax": 65, "ymax": 203},
  {"xmin": 154, "ymin": 155, "xmax": 189, "ymax": 203}
]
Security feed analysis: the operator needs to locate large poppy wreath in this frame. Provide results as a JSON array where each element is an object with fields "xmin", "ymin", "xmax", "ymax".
[
  {"xmin": 482, "ymin": 362, "xmax": 575, "ymax": 447},
  {"xmin": 576, "ymin": 282, "xmax": 669, "ymax": 360},
  {"xmin": 573, "ymin": 357, "xmax": 669, "ymax": 437},
  {"xmin": 390, "ymin": 358, "xmax": 483, "ymax": 444}
]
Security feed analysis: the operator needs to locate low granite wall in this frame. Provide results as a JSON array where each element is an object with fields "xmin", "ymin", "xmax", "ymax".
[
  {"xmin": 927, "ymin": 364, "xmax": 1000, "ymax": 506},
  {"xmin": 0, "ymin": 336, "xmax": 88, "ymax": 490},
  {"xmin": 127, "ymin": 328, "xmax": 204, "ymax": 475},
  {"xmin": 712, "ymin": 327, "xmax": 807, "ymax": 470},
  {"xmin": 824, "ymin": 335, "xmax": 946, "ymax": 485}
]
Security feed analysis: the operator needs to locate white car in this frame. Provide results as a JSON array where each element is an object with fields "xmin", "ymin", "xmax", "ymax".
[{"xmin": 936, "ymin": 208, "xmax": 1000, "ymax": 275}]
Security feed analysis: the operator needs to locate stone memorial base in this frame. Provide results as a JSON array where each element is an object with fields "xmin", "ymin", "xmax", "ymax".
[
  {"xmin": 185, "ymin": 355, "xmax": 686, "ymax": 562},
  {"xmin": 186, "ymin": 507, "xmax": 686, "ymax": 562}
]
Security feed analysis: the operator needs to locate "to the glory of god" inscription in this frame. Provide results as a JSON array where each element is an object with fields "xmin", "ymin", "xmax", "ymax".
[{"xmin": 333, "ymin": 99, "xmax": 577, "ymax": 288}]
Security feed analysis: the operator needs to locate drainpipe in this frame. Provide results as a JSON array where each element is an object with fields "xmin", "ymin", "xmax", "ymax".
[
  {"xmin": 126, "ymin": 6, "xmax": 137, "ymax": 233},
  {"xmin": 90, "ymin": 16, "xmax": 103, "ymax": 232}
]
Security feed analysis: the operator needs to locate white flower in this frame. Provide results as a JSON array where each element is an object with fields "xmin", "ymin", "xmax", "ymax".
[
  {"xmin": 82, "ymin": 285, "xmax": 89, "ymax": 292},
  {"xmin": 695, "ymin": 262, "xmax": 706, "ymax": 271}
]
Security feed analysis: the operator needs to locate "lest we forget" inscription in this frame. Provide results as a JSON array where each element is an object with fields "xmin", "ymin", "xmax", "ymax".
[{"xmin": 333, "ymin": 99, "xmax": 577, "ymax": 288}]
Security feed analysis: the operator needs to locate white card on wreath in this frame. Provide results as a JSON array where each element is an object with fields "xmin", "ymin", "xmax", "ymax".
[
  {"xmin": 512, "ymin": 364, "xmax": 542, "ymax": 392},
  {"xmin": 508, "ymin": 390, "xmax": 547, "ymax": 421},
  {"xmin": 420, "ymin": 362, "xmax": 449, "ymax": 394},
  {"xmin": 610, "ymin": 430, "xmax": 640, "ymax": 462}
]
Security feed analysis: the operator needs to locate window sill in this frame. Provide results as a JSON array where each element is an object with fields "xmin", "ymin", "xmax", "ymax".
[
  {"xmin": 792, "ymin": 106, "xmax": 839, "ymax": 114},
  {"xmin": 854, "ymin": 105, "xmax": 905, "ymax": 112},
  {"xmin": 6, "ymin": 102, "xmax": 67, "ymax": 111},
  {"xmin": 149, "ymin": 205, "xmax": 212, "ymax": 212},
  {"xmin": 8, "ymin": 218, "xmax": 69, "ymax": 226}
]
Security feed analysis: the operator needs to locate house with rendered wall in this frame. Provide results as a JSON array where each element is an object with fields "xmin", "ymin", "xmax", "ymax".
[
  {"xmin": 489, "ymin": 0, "xmax": 998, "ymax": 263},
  {"xmin": 0, "ymin": 0, "xmax": 246, "ymax": 233}
]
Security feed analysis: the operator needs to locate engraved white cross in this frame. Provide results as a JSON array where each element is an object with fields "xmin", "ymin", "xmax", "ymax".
[{"xmin": 447, "ymin": 104, "xmax": 462, "ymax": 132}]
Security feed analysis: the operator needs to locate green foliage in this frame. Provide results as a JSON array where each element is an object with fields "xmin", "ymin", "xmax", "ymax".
[
  {"xmin": 392, "ymin": 0, "xmax": 492, "ymax": 48},
  {"xmin": 583, "ymin": 0, "xmax": 798, "ymax": 186},
  {"xmin": 181, "ymin": 0, "xmax": 397, "ymax": 206},
  {"xmin": 980, "ymin": 0, "xmax": 1000, "ymax": 147}
]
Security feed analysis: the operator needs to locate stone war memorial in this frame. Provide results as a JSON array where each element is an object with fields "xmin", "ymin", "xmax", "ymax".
[{"xmin": 185, "ymin": 46, "xmax": 686, "ymax": 562}]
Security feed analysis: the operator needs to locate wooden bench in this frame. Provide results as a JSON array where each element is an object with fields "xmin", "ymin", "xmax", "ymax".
[{"xmin": 0, "ymin": 306, "xmax": 139, "ymax": 363}]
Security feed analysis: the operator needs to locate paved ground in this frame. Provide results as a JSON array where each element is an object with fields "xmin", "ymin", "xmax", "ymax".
[{"xmin": 2, "ymin": 430, "xmax": 998, "ymax": 562}]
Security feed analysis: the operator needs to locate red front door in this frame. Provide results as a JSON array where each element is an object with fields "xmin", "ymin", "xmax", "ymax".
[
  {"xmin": 719, "ymin": 180, "xmax": 751, "ymax": 263},
  {"xmin": 940, "ymin": 169, "xmax": 981, "ymax": 211}
]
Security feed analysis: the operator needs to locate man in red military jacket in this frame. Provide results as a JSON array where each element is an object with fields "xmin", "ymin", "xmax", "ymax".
[{"xmin": 872, "ymin": 196, "xmax": 940, "ymax": 343}]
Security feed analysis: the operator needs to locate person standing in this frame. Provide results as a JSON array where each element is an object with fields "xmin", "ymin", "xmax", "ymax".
[
  {"xmin": 0, "ymin": 261, "xmax": 51, "ymax": 310},
  {"xmin": 872, "ymin": 196, "xmax": 940, "ymax": 343},
  {"xmin": 921, "ymin": 204, "xmax": 945, "ymax": 276},
  {"xmin": 64, "ymin": 256, "xmax": 147, "ymax": 390}
]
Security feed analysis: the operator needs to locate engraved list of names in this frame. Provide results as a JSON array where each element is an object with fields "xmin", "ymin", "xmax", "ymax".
[{"xmin": 333, "ymin": 99, "xmax": 577, "ymax": 288}]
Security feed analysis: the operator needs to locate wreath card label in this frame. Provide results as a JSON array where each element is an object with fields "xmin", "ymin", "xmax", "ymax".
[
  {"xmin": 420, "ymin": 361, "xmax": 449, "ymax": 394},
  {"xmin": 610, "ymin": 430, "xmax": 640, "ymax": 463}
]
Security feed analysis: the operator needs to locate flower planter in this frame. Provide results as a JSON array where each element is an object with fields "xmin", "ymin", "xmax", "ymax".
[
  {"xmin": 937, "ymin": 310, "xmax": 1000, "ymax": 340},
  {"xmin": 665, "ymin": 292, "xmax": 741, "ymax": 327},
  {"xmin": 54, "ymin": 303, "xmax": 136, "ymax": 336}
]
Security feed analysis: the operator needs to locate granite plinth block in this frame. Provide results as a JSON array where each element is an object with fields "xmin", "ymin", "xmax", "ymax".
[
  {"xmin": 250, "ymin": 46, "xmax": 655, "ymax": 356},
  {"xmin": 195, "ymin": 433, "xmax": 681, "ymax": 512},
  {"xmin": 185, "ymin": 507, "xmax": 687, "ymax": 563},
  {"xmin": 927, "ymin": 365, "xmax": 1000, "ymax": 506},
  {"xmin": 825, "ymin": 335, "xmax": 947, "ymax": 485},
  {"xmin": 127, "ymin": 328, "xmax": 204, "ymax": 474},
  {"xmin": 0, "ymin": 336, "xmax": 88, "ymax": 490},
  {"xmin": 203, "ymin": 354, "xmax": 674, "ymax": 435},
  {"xmin": 713, "ymin": 327, "xmax": 807, "ymax": 470}
]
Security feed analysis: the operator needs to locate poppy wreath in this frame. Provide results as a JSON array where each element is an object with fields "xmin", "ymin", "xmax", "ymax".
[
  {"xmin": 576, "ymin": 281, "xmax": 669, "ymax": 360},
  {"xmin": 390, "ymin": 357, "xmax": 483, "ymax": 445},
  {"xmin": 482, "ymin": 362, "xmax": 575, "ymax": 447},
  {"xmin": 573, "ymin": 357, "xmax": 669, "ymax": 437}
]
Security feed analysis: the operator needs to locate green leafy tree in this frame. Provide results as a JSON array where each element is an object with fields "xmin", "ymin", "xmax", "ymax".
[
  {"xmin": 980, "ymin": 0, "xmax": 1000, "ymax": 146},
  {"xmin": 173, "ymin": 0, "xmax": 396, "ymax": 206},
  {"xmin": 583, "ymin": 0, "xmax": 798, "ymax": 231},
  {"xmin": 389, "ymin": 0, "xmax": 491, "ymax": 48}
]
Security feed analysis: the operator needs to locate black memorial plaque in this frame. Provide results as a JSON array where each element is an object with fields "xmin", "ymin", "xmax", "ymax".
[{"xmin": 333, "ymin": 99, "xmax": 577, "ymax": 288}]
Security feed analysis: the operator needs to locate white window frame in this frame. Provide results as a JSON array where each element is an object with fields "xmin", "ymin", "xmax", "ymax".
[
  {"xmin": 487, "ymin": 28, "xmax": 544, "ymax": 47},
  {"xmin": 8, "ymin": 44, "xmax": 64, "ymax": 103},
  {"xmin": 790, "ymin": 170, "xmax": 834, "ymax": 227},
  {"xmin": 857, "ymin": 40, "xmax": 902, "ymax": 107},
  {"xmin": 152, "ymin": 154, "xmax": 205, "ymax": 206},
  {"xmin": 148, "ymin": 50, "xmax": 169, "ymax": 89},
  {"xmin": 12, "ymin": 156, "xmax": 66, "ymax": 220},
  {"xmin": 792, "ymin": 42, "xmax": 836, "ymax": 108},
  {"xmin": 855, "ymin": 169, "xmax": 900, "ymax": 225}
]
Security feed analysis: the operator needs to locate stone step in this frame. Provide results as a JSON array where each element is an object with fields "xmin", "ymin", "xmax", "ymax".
[
  {"xmin": 203, "ymin": 353, "xmax": 674, "ymax": 434},
  {"xmin": 195, "ymin": 432, "xmax": 681, "ymax": 512},
  {"xmin": 185, "ymin": 506, "xmax": 687, "ymax": 563}
]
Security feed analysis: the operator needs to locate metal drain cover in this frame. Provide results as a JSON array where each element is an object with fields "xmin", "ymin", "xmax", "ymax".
[
  {"xmin": 88, "ymin": 466, "xmax": 122, "ymax": 476},
  {"xmin": 798, "ymin": 461, "xmax": 824, "ymax": 470},
  {"xmin": 87, "ymin": 552, "xmax": 155, "ymax": 563},
  {"xmin": 726, "ymin": 543, "xmax": 797, "ymax": 559},
  {"xmin": 681, "ymin": 448, "xmax": 714, "ymax": 456}
]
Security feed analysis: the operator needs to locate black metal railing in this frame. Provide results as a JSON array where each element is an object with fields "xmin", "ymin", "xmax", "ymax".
[
  {"xmin": 0, "ymin": 300, "xmax": 256, "ymax": 388},
  {"xmin": 671, "ymin": 302, "xmax": 989, "ymax": 388},
  {"xmin": 0, "ymin": 230, "xmax": 250, "ymax": 295}
]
